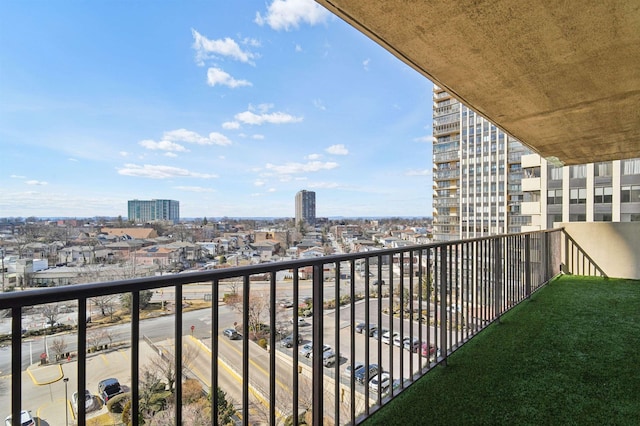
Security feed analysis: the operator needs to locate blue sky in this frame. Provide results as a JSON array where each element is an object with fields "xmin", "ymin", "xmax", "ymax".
[{"xmin": 0, "ymin": 0, "xmax": 433, "ymax": 219}]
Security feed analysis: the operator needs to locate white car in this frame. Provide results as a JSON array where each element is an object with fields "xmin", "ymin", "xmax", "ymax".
[
  {"xmin": 72, "ymin": 390, "xmax": 98, "ymax": 414},
  {"xmin": 369, "ymin": 372, "xmax": 391, "ymax": 393},
  {"xmin": 4, "ymin": 410, "xmax": 35, "ymax": 426},
  {"xmin": 381, "ymin": 331, "xmax": 399, "ymax": 345},
  {"xmin": 290, "ymin": 317, "xmax": 307, "ymax": 326}
]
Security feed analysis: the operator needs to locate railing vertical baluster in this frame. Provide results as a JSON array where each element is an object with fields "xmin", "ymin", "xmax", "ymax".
[
  {"xmin": 131, "ymin": 291, "xmax": 140, "ymax": 426},
  {"xmin": 426, "ymin": 248, "xmax": 432, "ymax": 366},
  {"xmin": 525, "ymin": 235, "xmax": 531, "ymax": 298},
  {"xmin": 269, "ymin": 271, "xmax": 276, "ymax": 426},
  {"xmin": 409, "ymin": 251, "xmax": 414, "ymax": 379},
  {"xmin": 334, "ymin": 261, "xmax": 340, "ymax": 423},
  {"xmin": 349, "ymin": 259, "xmax": 356, "ymax": 424},
  {"xmin": 495, "ymin": 238, "xmax": 502, "ymax": 319},
  {"xmin": 439, "ymin": 245, "xmax": 448, "ymax": 366},
  {"xmin": 78, "ymin": 298, "xmax": 87, "ymax": 426},
  {"xmin": 242, "ymin": 275, "xmax": 250, "ymax": 425},
  {"xmin": 211, "ymin": 278, "xmax": 219, "ymax": 425},
  {"xmin": 399, "ymin": 252, "xmax": 404, "ymax": 388},
  {"xmin": 418, "ymin": 249, "xmax": 424, "ymax": 370},
  {"xmin": 175, "ymin": 284, "xmax": 182, "ymax": 426},
  {"xmin": 386, "ymin": 254, "xmax": 393, "ymax": 393},
  {"xmin": 292, "ymin": 269, "xmax": 300, "ymax": 426},
  {"xmin": 11, "ymin": 306, "xmax": 21, "ymax": 426},
  {"xmin": 312, "ymin": 263, "xmax": 324, "ymax": 426}
]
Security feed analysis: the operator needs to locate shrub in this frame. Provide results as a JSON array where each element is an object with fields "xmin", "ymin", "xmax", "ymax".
[
  {"xmin": 257, "ymin": 338, "xmax": 267, "ymax": 349},
  {"xmin": 183, "ymin": 378, "xmax": 205, "ymax": 404}
]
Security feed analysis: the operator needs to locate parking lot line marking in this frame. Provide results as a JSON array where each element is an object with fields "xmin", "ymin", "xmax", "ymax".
[
  {"xmin": 100, "ymin": 354, "xmax": 109, "ymax": 365},
  {"xmin": 118, "ymin": 349, "xmax": 128, "ymax": 360}
]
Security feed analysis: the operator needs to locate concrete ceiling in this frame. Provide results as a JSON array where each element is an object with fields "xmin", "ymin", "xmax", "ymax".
[{"xmin": 316, "ymin": 0, "xmax": 640, "ymax": 166}]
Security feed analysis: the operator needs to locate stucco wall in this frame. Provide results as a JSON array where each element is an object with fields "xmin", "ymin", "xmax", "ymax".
[{"xmin": 560, "ymin": 222, "xmax": 640, "ymax": 280}]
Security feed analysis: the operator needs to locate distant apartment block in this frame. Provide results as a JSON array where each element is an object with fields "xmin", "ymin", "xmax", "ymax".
[
  {"xmin": 521, "ymin": 155, "xmax": 640, "ymax": 230},
  {"xmin": 295, "ymin": 190, "xmax": 316, "ymax": 226},
  {"xmin": 128, "ymin": 199, "xmax": 180, "ymax": 224}
]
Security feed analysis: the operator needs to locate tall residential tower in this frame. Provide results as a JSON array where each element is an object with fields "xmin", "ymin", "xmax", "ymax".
[
  {"xmin": 128, "ymin": 199, "xmax": 180, "ymax": 224},
  {"xmin": 295, "ymin": 190, "xmax": 316, "ymax": 227}
]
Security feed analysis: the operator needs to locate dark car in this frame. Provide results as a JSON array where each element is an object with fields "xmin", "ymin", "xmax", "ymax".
[
  {"xmin": 98, "ymin": 378, "xmax": 123, "ymax": 403},
  {"xmin": 280, "ymin": 333, "xmax": 302, "ymax": 348},
  {"xmin": 355, "ymin": 322, "xmax": 377, "ymax": 336},
  {"xmin": 354, "ymin": 364, "xmax": 380, "ymax": 385},
  {"xmin": 223, "ymin": 328, "xmax": 240, "ymax": 340}
]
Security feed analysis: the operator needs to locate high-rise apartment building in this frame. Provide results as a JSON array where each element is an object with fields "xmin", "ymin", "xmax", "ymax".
[
  {"xmin": 521, "ymin": 155, "xmax": 640, "ymax": 230},
  {"xmin": 128, "ymin": 199, "xmax": 180, "ymax": 224},
  {"xmin": 433, "ymin": 87, "xmax": 640, "ymax": 239},
  {"xmin": 432, "ymin": 87, "xmax": 531, "ymax": 241},
  {"xmin": 295, "ymin": 190, "xmax": 316, "ymax": 226}
]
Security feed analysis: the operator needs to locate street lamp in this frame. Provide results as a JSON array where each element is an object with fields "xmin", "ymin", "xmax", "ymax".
[{"xmin": 63, "ymin": 377, "xmax": 69, "ymax": 426}]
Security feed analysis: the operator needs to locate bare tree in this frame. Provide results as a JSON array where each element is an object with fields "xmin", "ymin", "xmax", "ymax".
[
  {"xmin": 50, "ymin": 338, "xmax": 68, "ymax": 360},
  {"xmin": 227, "ymin": 291, "xmax": 269, "ymax": 337},
  {"xmin": 87, "ymin": 329, "xmax": 108, "ymax": 350},
  {"xmin": 146, "ymin": 339, "xmax": 200, "ymax": 392},
  {"xmin": 91, "ymin": 295, "xmax": 118, "ymax": 320},
  {"xmin": 40, "ymin": 303, "xmax": 60, "ymax": 327}
]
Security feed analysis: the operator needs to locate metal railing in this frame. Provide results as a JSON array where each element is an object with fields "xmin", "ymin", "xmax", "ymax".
[{"xmin": 1, "ymin": 229, "xmax": 568, "ymax": 425}]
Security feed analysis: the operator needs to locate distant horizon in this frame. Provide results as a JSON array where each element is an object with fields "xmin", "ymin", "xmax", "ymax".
[{"xmin": 0, "ymin": 215, "xmax": 433, "ymax": 222}]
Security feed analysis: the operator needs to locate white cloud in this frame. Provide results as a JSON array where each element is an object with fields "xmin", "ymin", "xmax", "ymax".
[
  {"xmin": 255, "ymin": 0, "xmax": 329, "ymax": 31},
  {"xmin": 252, "ymin": 134, "xmax": 265, "ymax": 140},
  {"xmin": 25, "ymin": 180, "xmax": 48, "ymax": 186},
  {"xmin": 234, "ymin": 110, "xmax": 303, "ymax": 125},
  {"xmin": 139, "ymin": 139, "xmax": 189, "ymax": 152},
  {"xmin": 306, "ymin": 153, "xmax": 322, "ymax": 160},
  {"xmin": 222, "ymin": 121, "xmax": 240, "ymax": 130},
  {"xmin": 68, "ymin": 158, "xmax": 78, "ymax": 162},
  {"xmin": 207, "ymin": 67, "xmax": 252, "ymax": 88},
  {"xmin": 119, "ymin": 151, "xmax": 129, "ymax": 157},
  {"xmin": 363, "ymin": 58, "xmax": 370, "ymax": 71},
  {"xmin": 164, "ymin": 152, "xmax": 178, "ymax": 158},
  {"xmin": 414, "ymin": 135, "xmax": 434, "ymax": 143},
  {"xmin": 313, "ymin": 99, "xmax": 326, "ymax": 110},
  {"xmin": 308, "ymin": 181, "xmax": 340, "ymax": 189},
  {"xmin": 173, "ymin": 186, "xmax": 214, "ymax": 193},
  {"xmin": 163, "ymin": 129, "xmax": 232, "ymax": 146},
  {"xmin": 117, "ymin": 164, "xmax": 218, "ymax": 179},
  {"xmin": 254, "ymin": 180, "xmax": 266, "ymax": 187},
  {"xmin": 405, "ymin": 169, "xmax": 432, "ymax": 176},
  {"xmin": 267, "ymin": 188, "xmax": 276, "ymax": 192},
  {"xmin": 295, "ymin": 44, "xmax": 302, "ymax": 52},
  {"xmin": 265, "ymin": 160, "xmax": 338, "ymax": 174},
  {"xmin": 10, "ymin": 175, "xmax": 26, "ymax": 179},
  {"xmin": 191, "ymin": 29, "xmax": 257, "ymax": 65},
  {"xmin": 326, "ymin": 144, "xmax": 349, "ymax": 155}
]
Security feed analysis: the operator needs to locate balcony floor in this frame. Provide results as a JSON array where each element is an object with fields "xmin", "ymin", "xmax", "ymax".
[{"xmin": 365, "ymin": 275, "xmax": 640, "ymax": 425}]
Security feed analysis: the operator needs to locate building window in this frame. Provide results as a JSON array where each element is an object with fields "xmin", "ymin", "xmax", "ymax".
[
  {"xmin": 549, "ymin": 166, "xmax": 563, "ymax": 180},
  {"xmin": 594, "ymin": 162, "xmax": 612, "ymax": 177},
  {"xmin": 547, "ymin": 189, "xmax": 563, "ymax": 205},
  {"xmin": 594, "ymin": 187, "xmax": 613, "ymax": 203},
  {"xmin": 569, "ymin": 188, "xmax": 587, "ymax": 204},
  {"xmin": 622, "ymin": 159, "xmax": 640, "ymax": 175},
  {"xmin": 570, "ymin": 165, "xmax": 587, "ymax": 179},
  {"xmin": 594, "ymin": 214, "xmax": 612, "ymax": 222},
  {"xmin": 524, "ymin": 166, "xmax": 541, "ymax": 178},
  {"xmin": 569, "ymin": 214, "xmax": 586, "ymax": 222},
  {"xmin": 621, "ymin": 185, "xmax": 640, "ymax": 202}
]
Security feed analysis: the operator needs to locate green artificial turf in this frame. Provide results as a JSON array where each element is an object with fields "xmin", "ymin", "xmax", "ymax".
[{"xmin": 364, "ymin": 275, "xmax": 640, "ymax": 426}]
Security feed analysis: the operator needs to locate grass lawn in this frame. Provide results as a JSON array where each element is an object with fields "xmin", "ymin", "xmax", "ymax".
[{"xmin": 364, "ymin": 275, "xmax": 640, "ymax": 426}]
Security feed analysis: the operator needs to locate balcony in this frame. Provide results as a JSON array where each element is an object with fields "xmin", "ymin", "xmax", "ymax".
[{"xmin": 3, "ymin": 227, "xmax": 623, "ymax": 425}]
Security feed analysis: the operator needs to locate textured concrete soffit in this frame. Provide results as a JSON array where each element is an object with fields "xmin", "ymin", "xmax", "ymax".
[{"xmin": 316, "ymin": 0, "xmax": 640, "ymax": 165}]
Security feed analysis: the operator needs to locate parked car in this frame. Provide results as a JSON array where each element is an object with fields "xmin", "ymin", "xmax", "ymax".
[
  {"xmin": 299, "ymin": 343, "xmax": 313, "ymax": 358},
  {"xmin": 421, "ymin": 343, "xmax": 442, "ymax": 360},
  {"xmin": 372, "ymin": 280, "xmax": 386, "ymax": 286},
  {"xmin": 309, "ymin": 344, "xmax": 332, "ymax": 359},
  {"xmin": 223, "ymin": 328, "xmax": 240, "ymax": 340},
  {"xmin": 355, "ymin": 364, "xmax": 380, "ymax": 384},
  {"xmin": 72, "ymin": 389, "xmax": 98, "ymax": 414},
  {"xmin": 372, "ymin": 328, "xmax": 388, "ymax": 340},
  {"xmin": 98, "ymin": 378, "xmax": 123, "ymax": 403},
  {"xmin": 403, "ymin": 337, "xmax": 421, "ymax": 352},
  {"xmin": 344, "ymin": 361, "xmax": 365, "ymax": 378},
  {"xmin": 4, "ymin": 410, "xmax": 34, "ymax": 426},
  {"xmin": 355, "ymin": 322, "xmax": 377, "ymax": 335},
  {"xmin": 290, "ymin": 317, "xmax": 307, "ymax": 326},
  {"xmin": 392, "ymin": 334, "xmax": 405, "ymax": 347},
  {"xmin": 280, "ymin": 333, "xmax": 302, "ymax": 348},
  {"xmin": 382, "ymin": 331, "xmax": 399, "ymax": 345},
  {"xmin": 279, "ymin": 300, "xmax": 294, "ymax": 308},
  {"xmin": 368, "ymin": 372, "xmax": 391, "ymax": 393},
  {"xmin": 322, "ymin": 351, "xmax": 337, "ymax": 368}
]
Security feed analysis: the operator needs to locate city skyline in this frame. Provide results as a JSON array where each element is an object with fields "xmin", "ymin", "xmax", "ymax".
[{"xmin": 0, "ymin": 1, "xmax": 434, "ymax": 219}]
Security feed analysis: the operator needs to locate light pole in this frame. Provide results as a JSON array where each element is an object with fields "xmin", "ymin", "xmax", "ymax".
[{"xmin": 63, "ymin": 377, "xmax": 69, "ymax": 426}]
